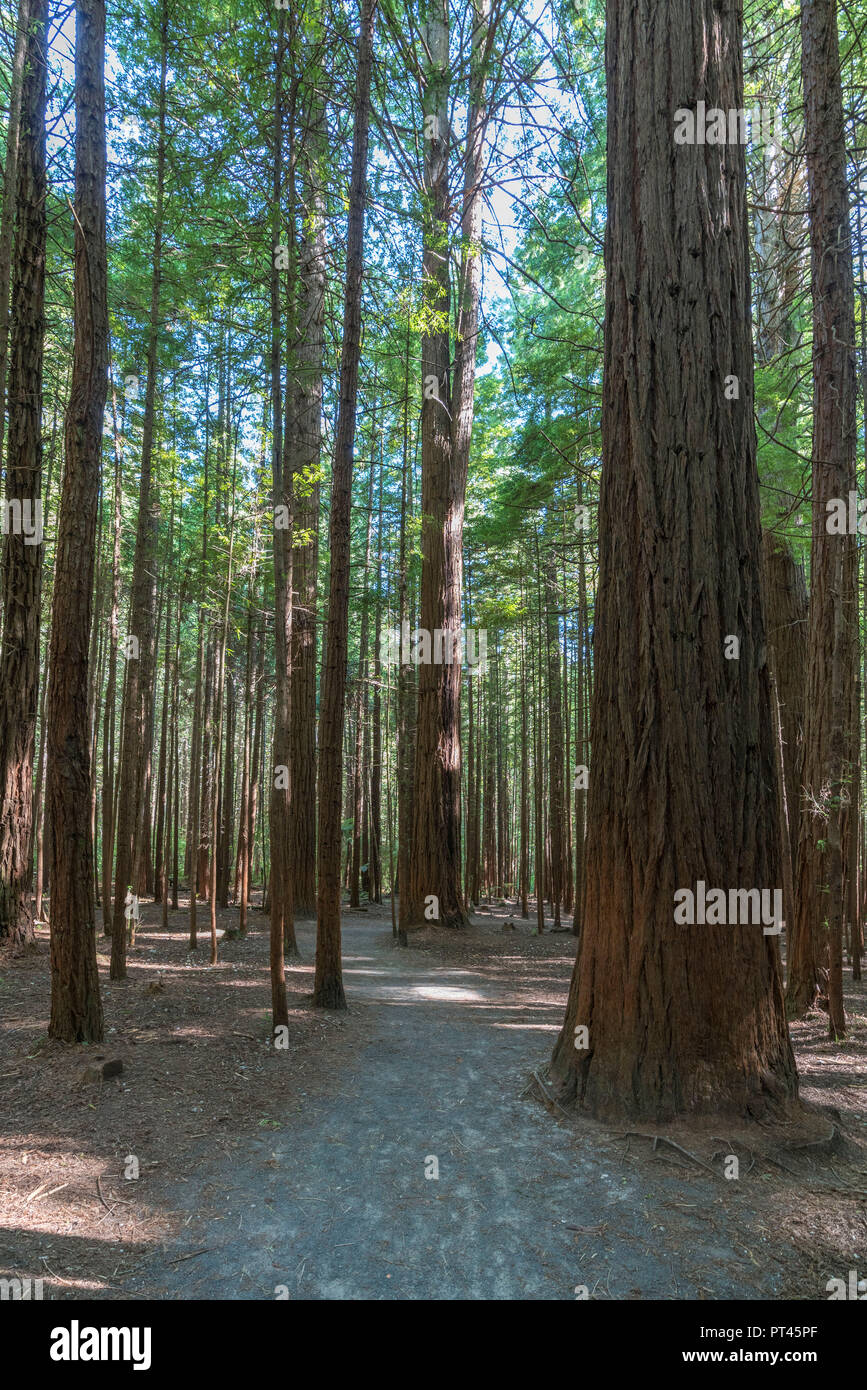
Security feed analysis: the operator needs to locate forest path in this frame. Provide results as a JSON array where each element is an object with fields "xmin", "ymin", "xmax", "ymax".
[{"xmin": 137, "ymin": 912, "xmax": 804, "ymax": 1301}]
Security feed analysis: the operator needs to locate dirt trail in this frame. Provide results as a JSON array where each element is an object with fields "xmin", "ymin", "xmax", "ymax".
[{"xmin": 128, "ymin": 915, "xmax": 828, "ymax": 1301}]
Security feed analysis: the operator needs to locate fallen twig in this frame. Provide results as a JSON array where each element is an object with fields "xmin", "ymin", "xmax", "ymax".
[
  {"xmin": 529, "ymin": 1067, "xmax": 572, "ymax": 1119},
  {"xmin": 652, "ymin": 1136, "xmax": 720, "ymax": 1178},
  {"xmin": 616, "ymin": 1131, "xmax": 721, "ymax": 1179},
  {"xmin": 166, "ymin": 1248, "xmax": 210, "ymax": 1266}
]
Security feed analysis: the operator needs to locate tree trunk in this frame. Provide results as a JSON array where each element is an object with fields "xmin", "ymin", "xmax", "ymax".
[
  {"xmin": 519, "ymin": 608, "xmax": 529, "ymax": 918},
  {"xmin": 826, "ymin": 547, "xmax": 846, "ymax": 1038},
  {"xmin": 286, "ymin": 80, "xmax": 326, "ymax": 918},
  {"xmin": 154, "ymin": 551, "xmax": 171, "ymax": 905},
  {"xmin": 46, "ymin": 0, "xmax": 107, "ymax": 1044},
  {"xmin": 268, "ymin": 10, "xmax": 293, "ymax": 1027},
  {"xmin": 110, "ymin": 0, "xmax": 169, "ymax": 977},
  {"xmin": 548, "ymin": 0, "xmax": 798, "ymax": 1121},
  {"xmin": 396, "ymin": 310, "xmax": 414, "ymax": 945},
  {"xmin": 762, "ymin": 532, "xmax": 807, "ymax": 888},
  {"xmin": 369, "ymin": 447, "xmax": 383, "ymax": 903},
  {"xmin": 187, "ymin": 619, "xmax": 203, "ymax": 948},
  {"xmin": 0, "ymin": 0, "xmax": 31, "ymax": 479},
  {"xmin": 101, "ymin": 376, "xmax": 123, "ymax": 931},
  {"xmin": 236, "ymin": 574, "xmax": 255, "ymax": 929},
  {"xmin": 351, "ymin": 434, "xmax": 376, "ymax": 907},
  {"xmin": 218, "ymin": 659, "xmax": 234, "ymax": 908},
  {"xmin": 407, "ymin": 0, "xmax": 466, "ymax": 928},
  {"xmin": 545, "ymin": 555, "xmax": 565, "ymax": 928},
  {"xmin": 0, "ymin": 0, "xmax": 47, "ymax": 948},
  {"xmin": 789, "ymin": 0, "xmax": 859, "ymax": 1018},
  {"xmin": 314, "ymin": 0, "xmax": 376, "ymax": 1008}
]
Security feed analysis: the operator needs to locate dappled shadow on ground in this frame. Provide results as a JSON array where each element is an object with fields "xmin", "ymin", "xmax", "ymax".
[{"xmin": 1, "ymin": 895, "xmax": 865, "ymax": 1299}]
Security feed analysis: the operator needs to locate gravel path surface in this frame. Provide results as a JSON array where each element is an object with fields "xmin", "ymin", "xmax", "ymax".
[{"xmin": 137, "ymin": 916, "xmax": 813, "ymax": 1301}]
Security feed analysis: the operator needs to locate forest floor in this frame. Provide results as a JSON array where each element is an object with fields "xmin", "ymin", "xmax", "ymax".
[{"xmin": 1, "ymin": 897, "xmax": 866, "ymax": 1301}]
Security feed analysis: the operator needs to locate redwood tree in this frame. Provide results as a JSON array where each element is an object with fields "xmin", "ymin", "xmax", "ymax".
[
  {"xmin": 406, "ymin": 0, "xmax": 491, "ymax": 928},
  {"xmin": 314, "ymin": 0, "xmax": 376, "ymax": 1009},
  {"xmin": 788, "ymin": 0, "xmax": 859, "ymax": 1019},
  {"xmin": 46, "ymin": 0, "xmax": 108, "ymax": 1044},
  {"xmin": 548, "ymin": 0, "xmax": 798, "ymax": 1120},
  {"xmin": 0, "ymin": 0, "xmax": 47, "ymax": 947}
]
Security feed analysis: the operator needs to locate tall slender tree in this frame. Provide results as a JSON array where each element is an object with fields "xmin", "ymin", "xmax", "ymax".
[
  {"xmin": 407, "ymin": 0, "xmax": 493, "ymax": 928},
  {"xmin": 286, "ymin": 49, "xmax": 327, "ymax": 920},
  {"xmin": 110, "ymin": 0, "xmax": 170, "ymax": 978},
  {"xmin": 407, "ymin": 0, "xmax": 464, "ymax": 927},
  {"xmin": 788, "ymin": 0, "xmax": 859, "ymax": 1019},
  {"xmin": 314, "ymin": 0, "xmax": 376, "ymax": 1009},
  {"xmin": 46, "ymin": 0, "xmax": 108, "ymax": 1044},
  {"xmin": 0, "ymin": 0, "xmax": 32, "ymax": 478}
]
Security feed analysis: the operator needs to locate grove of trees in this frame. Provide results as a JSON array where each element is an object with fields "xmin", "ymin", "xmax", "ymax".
[{"xmin": 0, "ymin": 0, "xmax": 865, "ymax": 1125}]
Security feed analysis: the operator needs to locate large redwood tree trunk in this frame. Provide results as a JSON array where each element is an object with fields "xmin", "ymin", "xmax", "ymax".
[
  {"xmin": 46, "ymin": 0, "xmax": 108, "ymax": 1044},
  {"xmin": 408, "ymin": 0, "xmax": 490, "ymax": 928},
  {"xmin": 548, "ymin": 0, "xmax": 798, "ymax": 1121},
  {"xmin": 0, "ymin": 0, "xmax": 47, "ymax": 947}
]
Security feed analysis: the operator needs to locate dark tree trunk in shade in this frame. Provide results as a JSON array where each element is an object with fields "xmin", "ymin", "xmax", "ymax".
[
  {"xmin": 110, "ymin": 0, "xmax": 168, "ymax": 978},
  {"xmin": 407, "ymin": 0, "xmax": 464, "ymax": 928},
  {"xmin": 545, "ymin": 556, "xmax": 565, "ymax": 928},
  {"xmin": 369, "ymin": 450, "xmax": 384, "ymax": 903},
  {"xmin": 46, "ymin": 0, "xmax": 108, "ymax": 1044},
  {"xmin": 0, "ymin": 0, "xmax": 31, "ymax": 479},
  {"xmin": 286, "ymin": 102, "xmax": 326, "ymax": 917},
  {"xmin": 0, "ymin": 0, "xmax": 47, "ymax": 947},
  {"xmin": 548, "ymin": 0, "xmax": 797, "ymax": 1121},
  {"xmin": 789, "ymin": 0, "xmax": 859, "ymax": 1019},
  {"xmin": 101, "ymin": 383, "xmax": 123, "ymax": 931},
  {"xmin": 762, "ymin": 532, "xmax": 807, "ymax": 889},
  {"xmin": 314, "ymin": 0, "xmax": 376, "ymax": 1008},
  {"xmin": 268, "ymin": 10, "xmax": 292, "ymax": 1026}
]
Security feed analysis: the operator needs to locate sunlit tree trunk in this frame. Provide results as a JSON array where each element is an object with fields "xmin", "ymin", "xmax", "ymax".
[{"xmin": 549, "ymin": 0, "xmax": 797, "ymax": 1120}]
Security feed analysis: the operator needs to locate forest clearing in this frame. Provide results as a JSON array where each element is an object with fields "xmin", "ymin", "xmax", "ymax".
[{"xmin": 0, "ymin": 0, "xmax": 866, "ymax": 1337}]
